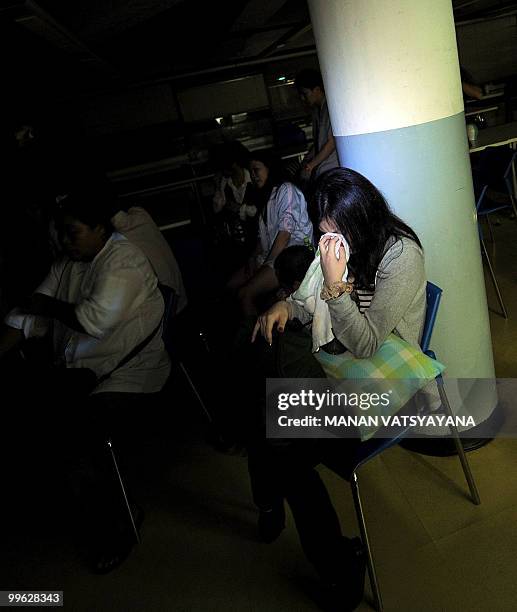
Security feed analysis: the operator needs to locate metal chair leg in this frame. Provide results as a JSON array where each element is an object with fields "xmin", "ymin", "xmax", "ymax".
[
  {"xmin": 486, "ymin": 216, "xmax": 495, "ymax": 244},
  {"xmin": 351, "ymin": 472, "xmax": 384, "ymax": 612},
  {"xmin": 505, "ymin": 161, "xmax": 517, "ymax": 217},
  {"xmin": 436, "ymin": 383, "xmax": 481, "ymax": 505},
  {"xmin": 107, "ymin": 438, "xmax": 140, "ymax": 544},
  {"xmin": 481, "ymin": 237, "xmax": 508, "ymax": 318},
  {"xmin": 509, "ymin": 192, "xmax": 517, "ymax": 218},
  {"xmin": 178, "ymin": 361, "xmax": 214, "ymax": 424}
]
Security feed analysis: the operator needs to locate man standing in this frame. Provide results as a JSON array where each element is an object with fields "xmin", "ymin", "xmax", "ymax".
[{"xmin": 296, "ymin": 69, "xmax": 340, "ymax": 181}]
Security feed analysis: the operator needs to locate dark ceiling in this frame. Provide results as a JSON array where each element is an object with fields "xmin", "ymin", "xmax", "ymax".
[{"xmin": 2, "ymin": 0, "xmax": 517, "ymax": 100}]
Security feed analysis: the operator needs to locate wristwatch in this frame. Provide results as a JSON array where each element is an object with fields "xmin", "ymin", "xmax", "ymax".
[{"xmin": 320, "ymin": 280, "xmax": 354, "ymax": 301}]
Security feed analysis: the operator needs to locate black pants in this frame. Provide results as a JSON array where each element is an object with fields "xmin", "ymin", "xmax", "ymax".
[
  {"xmin": 242, "ymin": 324, "xmax": 362, "ymax": 581},
  {"xmin": 2, "ymin": 356, "xmax": 149, "ymax": 548},
  {"xmin": 248, "ymin": 436, "xmax": 360, "ymax": 581}
]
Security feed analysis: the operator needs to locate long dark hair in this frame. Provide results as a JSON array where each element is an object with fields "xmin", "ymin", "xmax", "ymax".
[
  {"xmin": 210, "ymin": 140, "xmax": 251, "ymax": 173},
  {"xmin": 314, "ymin": 168, "xmax": 422, "ymax": 288},
  {"xmin": 248, "ymin": 149, "xmax": 288, "ymax": 221}
]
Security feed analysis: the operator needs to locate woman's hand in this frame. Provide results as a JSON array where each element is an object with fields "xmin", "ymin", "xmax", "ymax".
[
  {"xmin": 251, "ymin": 301, "xmax": 291, "ymax": 345},
  {"xmin": 319, "ymin": 235, "xmax": 347, "ymax": 286},
  {"xmin": 302, "ymin": 161, "xmax": 315, "ymax": 176}
]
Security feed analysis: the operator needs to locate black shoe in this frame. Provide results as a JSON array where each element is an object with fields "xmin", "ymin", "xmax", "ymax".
[
  {"xmin": 320, "ymin": 537, "xmax": 366, "ymax": 611},
  {"xmin": 206, "ymin": 426, "xmax": 244, "ymax": 455},
  {"xmin": 258, "ymin": 503, "xmax": 285, "ymax": 543},
  {"xmin": 91, "ymin": 505, "xmax": 144, "ymax": 574}
]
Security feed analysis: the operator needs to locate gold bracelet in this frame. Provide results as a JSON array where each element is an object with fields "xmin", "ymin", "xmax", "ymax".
[{"xmin": 320, "ymin": 281, "xmax": 354, "ymax": 301}]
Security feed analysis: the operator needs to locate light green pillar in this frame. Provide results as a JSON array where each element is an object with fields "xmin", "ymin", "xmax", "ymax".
[{"xmin": 308, "ymin": 0, "xmax": 496, "ymax": 427}]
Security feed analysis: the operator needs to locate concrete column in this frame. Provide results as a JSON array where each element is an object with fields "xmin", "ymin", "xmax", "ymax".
[{"xmin": 308, "ymin": 0, "xmax": 496, "ymax": 425}]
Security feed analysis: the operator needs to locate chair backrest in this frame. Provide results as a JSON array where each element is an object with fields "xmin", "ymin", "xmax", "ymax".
[
  {"xmin": 157, "ymin": 284, "xmax": 178, "ymax": 351},
  {"xmin": 421, "ymin": 281, "xmax": 442, "ymax": 353},
  {"xmin": 475, "ymin": 146, "xmax": 515, "ymax": 201},
  {"xmin": 503, "ymin": 150, "xmax": 517, "ymax": 193},
  {"xmin": 475, "ymin": 184, "xmax": 488, "ymax": 212},
  {"xmin": 503, "ymin": 149, "xmax": 516, "ymax": 179}
]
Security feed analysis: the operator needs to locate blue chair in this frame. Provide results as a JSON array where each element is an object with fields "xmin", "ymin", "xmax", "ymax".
[
  {"xmin": 502, "ymin": 150, "xmax": 517, "ymax": 218},
  {"xmin": 475, "ymin": 147, "xmax": 516, "ymax": 206},
  {"xmin": 475, "ymin": 181, "xmax": 509, "ymax": 319},
  {"xmin": 474, "ymin": 147, "xmax": 517, "ymax": 243},
  {"xmin": 323, "ymin": 282, "xmax": 481, "ymax": 612}
]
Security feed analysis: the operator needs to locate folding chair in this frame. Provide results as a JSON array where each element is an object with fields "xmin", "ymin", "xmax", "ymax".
[
  {"xmin": 475, "ymin": 181, "xmax": 509, "ymax": 319},
  {"xmin": 158, "ymin": 284, "xmax": 214, "ymax": 425},
  {"xmin": 474, "ymin": 147, "xmax": 517, "ymax": 237},
  {"xmin": 323, "ymin": 282, "xmax": 481, "ymax": 612},
  {"xmin": 105, "ymin": 283, "xmax": 193, "ymax": 545},
  {"xmin": 106, "ymin": 437, "xmax": 141, "ymax": 544}
]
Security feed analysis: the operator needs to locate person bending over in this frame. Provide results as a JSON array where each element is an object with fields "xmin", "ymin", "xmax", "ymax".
[{"xmin": 250, "ymin": 167, "xmax": 426, "ymax": 610}]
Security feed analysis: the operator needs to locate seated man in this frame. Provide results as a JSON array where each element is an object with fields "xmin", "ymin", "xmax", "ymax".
[{"xmin": 0, "ymin": 190, "xmax": 170, "ymax": 572}]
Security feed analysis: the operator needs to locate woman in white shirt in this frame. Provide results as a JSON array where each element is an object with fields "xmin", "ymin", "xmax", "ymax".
[{"xmin": 228, "ymin": 149, "xmax": 313, "ymax": 315}]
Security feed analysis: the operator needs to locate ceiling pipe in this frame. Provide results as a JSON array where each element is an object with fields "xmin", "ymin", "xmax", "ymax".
[{"xmin": 138, "ymin": 47, "xmax": 317, "ymax": 87}]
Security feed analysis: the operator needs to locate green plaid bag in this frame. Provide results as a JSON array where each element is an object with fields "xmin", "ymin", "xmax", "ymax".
[
  {"xmin": 315, "ymin": 333, "xmax": 444, "ymax": 380},
  {"xmin": 314, "ymin": 333, "xmax": 445, "ymax": 440}
]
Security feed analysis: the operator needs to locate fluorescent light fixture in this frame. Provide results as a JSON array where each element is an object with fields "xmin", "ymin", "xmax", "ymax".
[{"xmin": 232, "ymin": 112, "xmax": 248, "ymax": 123}]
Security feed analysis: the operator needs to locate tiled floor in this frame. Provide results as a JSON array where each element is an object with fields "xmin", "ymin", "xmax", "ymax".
[{"xmin": 2, "ymin": 213, "xmax": 516, "ymax": 611}]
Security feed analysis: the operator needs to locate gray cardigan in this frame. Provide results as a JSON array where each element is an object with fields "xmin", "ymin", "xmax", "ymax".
[{"xmin": 289, "ymin": 237, "xmax": 426, "ymax": 358}]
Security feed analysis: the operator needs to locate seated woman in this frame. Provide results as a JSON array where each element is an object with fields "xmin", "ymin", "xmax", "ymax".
[
  {"xmin": 250, "ymin": 167, "xmax": 426, "ymax": 610},
  {"xmin": 228, "ymin": 149, "xmax": 313, "ymax": 315},
  {"xmin": 211, "ymin": 141, "xmax": 254, "ymax": 248},
  {"xmin": 212, "ymin": 141, "xmax": 252, "ymax": 214}
]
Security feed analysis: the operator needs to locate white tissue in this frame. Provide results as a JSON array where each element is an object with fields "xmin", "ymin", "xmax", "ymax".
[{"xmin": 320, "ymin": 232, "xmax": 350, "ymax": 261}]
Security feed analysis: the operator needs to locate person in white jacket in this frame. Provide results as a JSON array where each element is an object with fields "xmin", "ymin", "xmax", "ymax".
[
  {"xmin": 0, "ymin": 190, "xmax": 170, "ymax": 573},
  {"xmin": 111, "ymin": 205, "xmax": 187, "ymax": 315}
]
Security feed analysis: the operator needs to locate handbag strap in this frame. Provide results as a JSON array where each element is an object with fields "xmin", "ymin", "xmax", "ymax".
[{"xmin": 96, "ymin": 319, "xmax": 162, "ymax": 386}]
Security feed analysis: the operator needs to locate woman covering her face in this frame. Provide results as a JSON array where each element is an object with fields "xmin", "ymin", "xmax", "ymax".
[
  {"xmin": 248, "ymin": 168, "xmax": 427, "ymax": 609},
  {"xmin": 254, "ymin": 167, "xmax": 426, "ymax": 357}
]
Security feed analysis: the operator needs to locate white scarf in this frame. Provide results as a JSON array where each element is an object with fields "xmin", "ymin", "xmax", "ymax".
[{"xmin": 289, "ymin": 233, "xmax": 351, "ymax": 352}]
